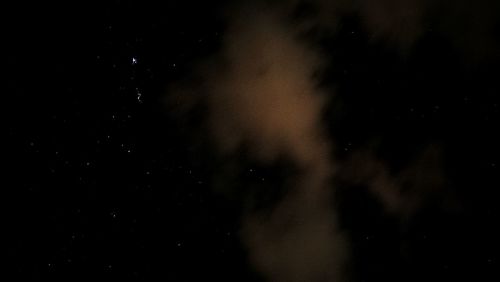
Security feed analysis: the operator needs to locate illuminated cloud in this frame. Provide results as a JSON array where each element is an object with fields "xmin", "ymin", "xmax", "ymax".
[
  {"xmin": 167, "ymin": 0, "xmax": 488, "ymax": 280},
  {"xmin": 202, "ymin": 6, "xmax": 347, "ymax": 281}
]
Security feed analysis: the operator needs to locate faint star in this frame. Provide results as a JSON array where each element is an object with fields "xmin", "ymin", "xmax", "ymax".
[{"xmin": 136, "ymin": 88, "xmax": 143, "ymax": 103}]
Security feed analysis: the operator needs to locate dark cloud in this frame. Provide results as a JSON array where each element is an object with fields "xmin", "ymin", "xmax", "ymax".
[
  {"xmin": 276, "ymin": 0, "xmax": 499, "ymax": 61},
  {"xmin": 338, "ymin": 145, "xmax": 453, "ymax": 219}
]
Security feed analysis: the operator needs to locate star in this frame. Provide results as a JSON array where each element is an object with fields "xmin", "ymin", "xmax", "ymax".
[{"xmin": 136, "ymin": 88, "xmax": 143, "ymax": 103}]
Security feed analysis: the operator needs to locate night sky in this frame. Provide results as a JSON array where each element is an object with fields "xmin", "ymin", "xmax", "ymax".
[{"xmin": 6, "ymin": 0, "xmax": 500, "ymax": 281}]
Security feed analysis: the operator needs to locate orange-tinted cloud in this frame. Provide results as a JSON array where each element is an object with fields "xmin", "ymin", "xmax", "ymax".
[
  {"xmin": 167, "ymin": 0, "xmax": 475, "ymax": 280},
  {"xmin": 204, "ymin": 7, "xmax": 347, "ymax": 281}
]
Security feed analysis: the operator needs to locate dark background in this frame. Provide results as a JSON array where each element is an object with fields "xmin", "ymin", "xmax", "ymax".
[{"xmin": 5, "ymin": 1, "xmax": 500, "ymax": 281}]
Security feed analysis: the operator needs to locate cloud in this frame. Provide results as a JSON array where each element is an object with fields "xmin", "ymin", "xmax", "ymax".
[
  {"xmin": 170, "ymin": 2, "xmax": 348, "ymax": 281},
  {"xmin": 203, "ymin": 6, "xmax": 347, "ymax": 281},
  {"xmin": 312, "ymin": 0, "xmax": 500, "ymax": 60},
  {"xmin": 338, "ymin": 145, "xmax": 451, "ymax": 219},
  {"xmin": 167, "ymin": 0, "xmax": 473, "ymax": 280}
]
